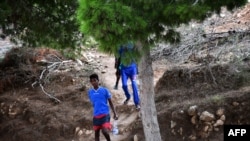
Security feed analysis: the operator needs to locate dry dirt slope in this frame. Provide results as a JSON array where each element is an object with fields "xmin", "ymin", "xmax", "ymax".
[
  {"xmin": 0, "ymin": 45, "xmax": 250, "ymax": 141},
  {"xmin": 151, "ymin": 3, "xmax": 250, "ymax": 141}
]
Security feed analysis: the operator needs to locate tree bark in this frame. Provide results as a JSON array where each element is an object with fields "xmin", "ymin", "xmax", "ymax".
[{"xmin": 137, "ymin": 42, "xmax": 162, "ymax": 141}]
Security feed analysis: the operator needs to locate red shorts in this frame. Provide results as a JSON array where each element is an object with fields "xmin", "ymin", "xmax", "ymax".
[{"xmin": 93, "ymin": 114, "xmax": 111, "ymax": 131}]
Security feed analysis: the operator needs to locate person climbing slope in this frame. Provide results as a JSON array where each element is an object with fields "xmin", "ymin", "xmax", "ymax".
[
  {"xmin": 88, "ymin": 73, "xmax": 118, "ymax": 141},
  {"xmin": 118, "ymin": 42, "xmax": 141, "ymax": 110}
]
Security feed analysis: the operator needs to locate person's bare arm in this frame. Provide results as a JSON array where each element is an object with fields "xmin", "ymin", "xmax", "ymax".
[{"xmin": 108, "ymin": 98, "xmax": 118, "ymax": 120}]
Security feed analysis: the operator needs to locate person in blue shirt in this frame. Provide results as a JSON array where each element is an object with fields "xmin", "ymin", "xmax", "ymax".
[
  {"xmin": 88, "ymin": 73, "xmax": 118, "ymax": 141},
  {"xmin": 118, "ymin": 42, "xmax": 141, "ymax": 110}
]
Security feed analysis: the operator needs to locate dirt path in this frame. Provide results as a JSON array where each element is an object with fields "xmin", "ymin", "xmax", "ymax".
[
  {"xmin": 95, "ymin": 52, "xmax": 139, "ymax": 141},
  {"xmin": 93, "ymin": 51, "xmax": 167, "ymax": 141}
]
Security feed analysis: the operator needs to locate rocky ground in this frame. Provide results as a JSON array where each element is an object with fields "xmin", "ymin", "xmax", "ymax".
[{"xmin": 1, "ymin": 3, "xmax": 250, "ymax": 141}]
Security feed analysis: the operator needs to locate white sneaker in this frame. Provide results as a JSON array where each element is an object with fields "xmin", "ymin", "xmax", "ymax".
[{"xmin": 135, "ymin": 105, "xmax": 141, "ymax": 111}]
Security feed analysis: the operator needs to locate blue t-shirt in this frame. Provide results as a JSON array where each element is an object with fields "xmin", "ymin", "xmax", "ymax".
[
  {"xmin": 88, "ymin": 86, "xmax": 111, "ymax": 116},
  {"xmin": 118, "ymin": 42, "xmax": 137, "ymax": 69}
]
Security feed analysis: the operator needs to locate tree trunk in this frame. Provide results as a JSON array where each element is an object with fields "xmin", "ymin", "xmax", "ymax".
[{"xmin": 137, "ymin": 42, "xmax": 162, "ymax": 141}]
